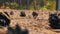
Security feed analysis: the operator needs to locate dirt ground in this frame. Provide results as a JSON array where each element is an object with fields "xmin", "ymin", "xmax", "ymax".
[
  {"xmin": 0, "ymin": 17, "xmax": 58, "ymax": 34},
  {"xmin": 0, "ymin": 10, "xmax": 59, "ymax": 34}
]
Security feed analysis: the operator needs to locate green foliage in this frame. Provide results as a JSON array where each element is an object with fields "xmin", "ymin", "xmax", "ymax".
[
  {"xmin": 45, "ymin": 0, "xmax": 56, "ymax": 10},
  {"xmin": 30, "ymin": 5, "xmax": 34, "ymax": 10},
  {"xmin": 40, "ymin": 0, "xmax": 56, "ymax": 10},
  {"xmin": 11, "ymin": 2, "xmax": 19, "ymax": 9},
  {"xmin": 22, "ymin": 6, "xmax": 26, "ymax": 10}
]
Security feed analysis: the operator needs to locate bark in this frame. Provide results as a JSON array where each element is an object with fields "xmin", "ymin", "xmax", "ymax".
[
  {"xmin": 26, "ymin": 0, "xmax": 30, "ymax": 10},
  {"xmin": 34, "ymin": 0, "xmax": 37, "ymax": 10}
]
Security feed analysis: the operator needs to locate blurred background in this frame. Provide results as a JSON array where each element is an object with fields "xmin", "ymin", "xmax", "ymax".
[{"xmin": 0, "ymin": 0, "xmax": 56, "ymax": 10}]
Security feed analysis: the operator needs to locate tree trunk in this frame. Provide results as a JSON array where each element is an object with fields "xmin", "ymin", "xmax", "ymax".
[
  {"xmin": 34, "ymin": 0, "xmax": 36, "ymax": 10},
  {"xmin": 14, "ymin": 0, "xmax": 15, "ymax": 2},
  {"xmin": 19, "ymin": 0, "xmax": 22, "ymax": 9},
  {"xmin": 26, "ymin": 0, "xmax": 30, "ymax": 10}
]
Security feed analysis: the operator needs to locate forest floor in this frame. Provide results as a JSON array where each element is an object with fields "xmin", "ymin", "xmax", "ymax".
[{"xmin": 0, "ymin": 9, "xmax": 59, "ymax": 34}]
